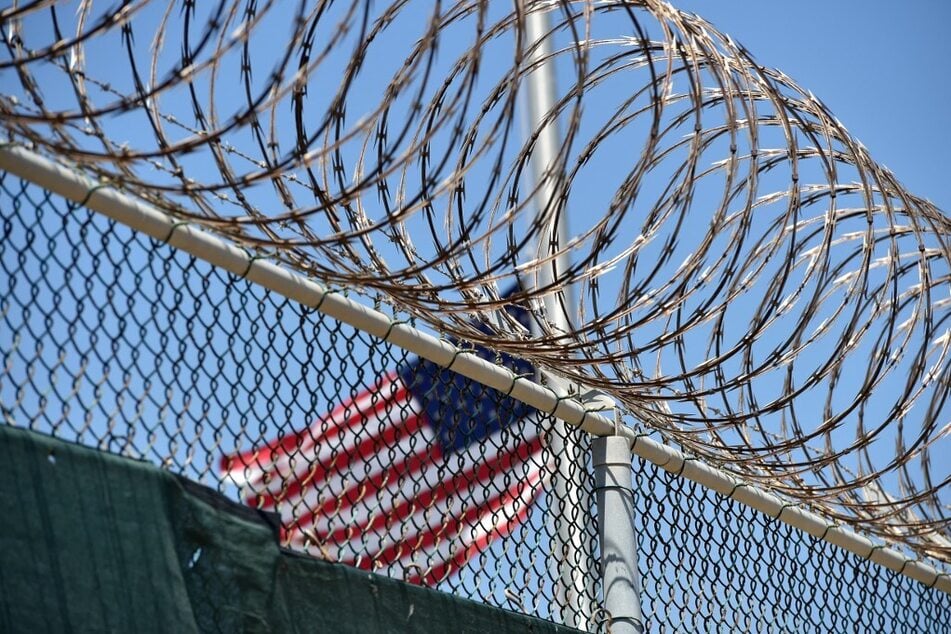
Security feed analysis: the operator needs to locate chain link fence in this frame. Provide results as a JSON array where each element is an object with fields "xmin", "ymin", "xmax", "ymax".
[
  {"xmin": 632, "ymin": 461, "xmax": 949, "ymax": 632},
  {"xmin": 2, "ymin": 175, "xmax": 949, "ymax": 631}
]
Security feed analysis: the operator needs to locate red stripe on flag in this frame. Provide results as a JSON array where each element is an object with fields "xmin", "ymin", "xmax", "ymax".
[
  {"xmin": 411, "ymin": 492, "xmax": 535, "ymax": 586},
  {"xmin": 306, "ymin": 434, "xmax": 545, "ymax": 548},
  {"xmin": 345, "ymin": 462, "xmax": 542, "ymax": 570},
  {"xmin": 282, "ymin": 440, "xmax": 443, "ymax": 538},
  {"xmin": 219, "ymin": 371, "xmax": 407, "ymax": 480},
  {"xmin": 250, "ymin": 409, "xmax": 426, "ymax": 509}
]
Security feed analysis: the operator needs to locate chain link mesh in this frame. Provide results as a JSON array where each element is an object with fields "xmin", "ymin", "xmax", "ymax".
[
  {"xmin": 0, "ymin": 174, "xmax": 600, "ymax": 627},
  {"xmin": 632, "ymin": 460, "xmax": 950, "ymax": 632},
  {"xmin": 3, "ymin": 0, "xmax": 950, "ymax": 567},
  {"xmin": 2, "ymin": 176, "xmax": 949, "ymax": 631}
]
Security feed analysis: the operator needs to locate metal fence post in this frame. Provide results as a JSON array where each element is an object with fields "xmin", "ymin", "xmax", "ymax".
[{"xmin": 593, "ymin": 435, "xmax": 643, "ymax": 634}]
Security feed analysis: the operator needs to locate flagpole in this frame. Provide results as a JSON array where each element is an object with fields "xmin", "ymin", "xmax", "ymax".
[{"xmin": 521, "ymin": 3, "xmax": 593, "ymax": 629}]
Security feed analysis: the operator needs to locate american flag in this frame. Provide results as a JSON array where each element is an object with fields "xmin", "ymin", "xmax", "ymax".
[{"xmin": 220, "ymin": 301, "xmax": 545, "ymax": 585}]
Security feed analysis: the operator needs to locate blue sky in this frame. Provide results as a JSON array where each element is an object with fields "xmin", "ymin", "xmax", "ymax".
[
  {"xmin": 2, "ymin": 2, "xmax": 949, "ymax": 624},
  {"xmin": 673, "ymin": 1, "xmax": 951, "ymax": 212}
]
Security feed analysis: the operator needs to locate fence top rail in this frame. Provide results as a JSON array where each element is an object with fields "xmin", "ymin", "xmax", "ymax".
[{"xmin": 2, "ymin": 142, "xmax": 947, "ymax": 596}]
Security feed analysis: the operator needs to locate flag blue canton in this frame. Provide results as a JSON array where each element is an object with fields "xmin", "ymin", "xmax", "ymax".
[{"xmin": 398, "ymin": 294, "xmax": 535, "ymax": 454}]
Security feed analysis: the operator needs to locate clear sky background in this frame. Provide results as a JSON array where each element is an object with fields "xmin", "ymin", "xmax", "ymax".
[
  {"xmin": 673, "ymin": 1, "xmax": 951, "ymax": 212},
  {"xmin": 2, "ymin": 2, "xmax": 949, "ymax": 625}
]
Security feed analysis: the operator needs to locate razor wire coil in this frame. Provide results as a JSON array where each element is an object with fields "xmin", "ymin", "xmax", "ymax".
[
  {"xmin": 2, "ymin": 0, "xmax": 949, "ymax": 572},
  {"xmin": 2, "ymin": 177, "xmax": 950, "ymax": 630}
]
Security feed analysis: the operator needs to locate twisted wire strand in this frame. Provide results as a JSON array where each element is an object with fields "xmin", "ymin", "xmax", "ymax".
[{"xmin": 2, "ymin": 0, "xmax": 948, "ymax": 563}]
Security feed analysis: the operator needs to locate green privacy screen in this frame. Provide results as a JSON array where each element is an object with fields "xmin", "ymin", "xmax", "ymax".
[{"xmin": 0, "ymin": 425, "xmax": 582, "ymax": 634}]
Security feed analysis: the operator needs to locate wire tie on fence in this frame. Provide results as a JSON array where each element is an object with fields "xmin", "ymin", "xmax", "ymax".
[
  {"xmin": 931, "ymin": 572, "xmax": 949, "ymax": 590},
  {"xmin": 914, "ymin": 558, "xmax": 944, "ymax": 590},
  {"xmin": 774, "ymin": 502, "xmax": 794, "ymax": 521},
  {"xmin": 78, "ymin": 182, "xmax": 113, "ymax": 209},
  {"xmin": 502, "ymin": 372, "xmax": 518, "ymax": 397},
  {"xmin": 901, "ymin": 556, "xmax": 936, "ymax": 589},
  {"xmin": 381, "ymin": 319, "xmax": 406, "ymax": 342},
  {"xmin": 550, "ymin": 390, "xmax": 575, "ymax": 419},
  {"xmin": 674, "ymin": 455, "xmax": 697, "ymax": 477},
  {"xmin": 162, "ymin": 220, "xmax": 190, "ymax": 245},
  {"xmin": 577, "ymin": 409, "xmax": 589, "ymax": 429},
  {"xmin": 727, "ymin": 481, "xmax": 750, "ymax": 498},
  {"xmin": 238, "ymin": 250, "xmax": 272, "ymax": 280},
  {"xmin": 896, "ymin": 557, "xmax": 911, "ymax": 577},
  {"xmin": 579, "ymin": 397, "xmax": 603, "ymax": 430},
  {"xmin": 864, "ymin": 543, "xmax": 885, "ymax": 562},
  {"xmin": 819, "ymin": 523, "xmax": 837, "ymax": 542},
  {"xmin": 312, "ymin": 288, "xmax": 335, "ymax": 311},
  {"xmin": 924, "ymin": 562, "xmax": 945, "ymax": 589},
  {"xmin": 503, "ymin": 371, "xmax": 532, "ymax": 397},
  {"xmin": 445, "ymin": 346, "xmax": 471, "ymax": 371},
  {"xmin": 238, "ymin": 250, "xmax": 254, "ymax": 279},
  {"xmin": 629, "ymin": 431, "xmax": 651, "ymax": 454}
]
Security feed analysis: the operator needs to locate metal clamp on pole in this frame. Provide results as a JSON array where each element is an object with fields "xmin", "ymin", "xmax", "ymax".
[{"xmin": 593, "ymin": 434, "xmax": 643, "ymax": 634}]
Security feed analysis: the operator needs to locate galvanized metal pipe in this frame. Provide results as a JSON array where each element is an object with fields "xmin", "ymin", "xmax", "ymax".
[{"xmin": 594, "ymin": 435, "xmax": 643, "ymax": 634}]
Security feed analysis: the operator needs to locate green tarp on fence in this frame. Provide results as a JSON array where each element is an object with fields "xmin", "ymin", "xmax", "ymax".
[{"xmin": 0, "ymin": 425, "xmax": 582, "ymax": 633}]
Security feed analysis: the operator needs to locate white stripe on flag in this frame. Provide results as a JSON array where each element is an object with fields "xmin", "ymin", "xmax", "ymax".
[
  {"xmin": 221, "ymin": 371, "xmax": 409, "ymax": 487},
  {"xmin": 366, "ymin": 466, "xmax": 544, "ymax": 584},
  {"xmin": 220, "ymin": 372, "xmax": 547, "ymax": 584},
  {"xmin": 286, "ymin": 440, "xmax": 545, "ymax": 556},
  {"xmin": 249, "ymin": 404, "xmax": 426, "ymax": 506},
  {"xmin": 272, "ymin": 404, "xmax": 539, "ymax": 537}
]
